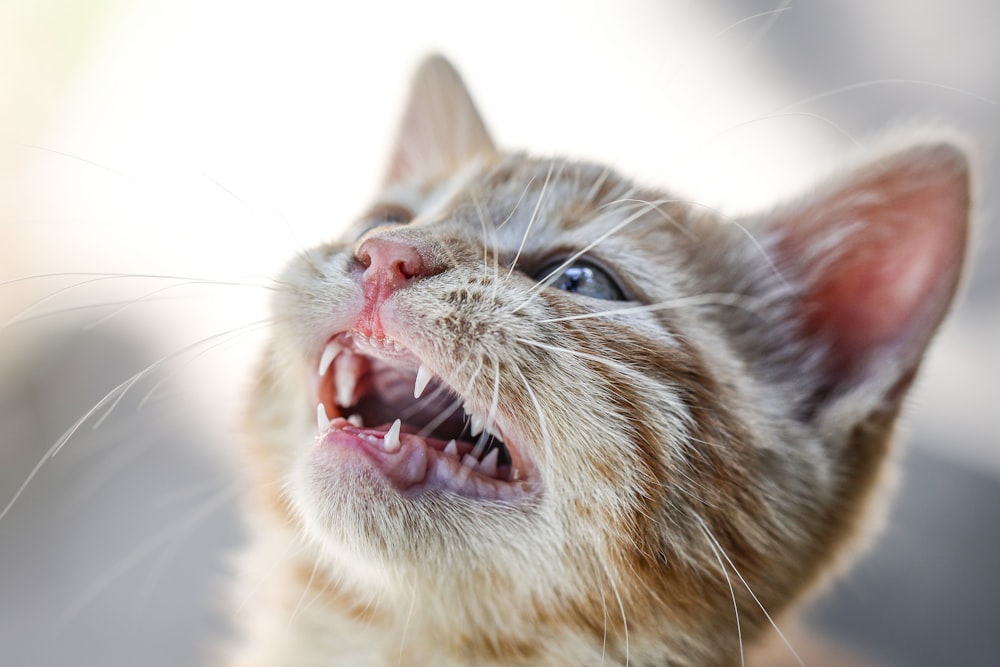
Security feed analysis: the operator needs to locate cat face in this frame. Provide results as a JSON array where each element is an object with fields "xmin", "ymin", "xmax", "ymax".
[{"xmin": 245, "ymin": 56, "xmax": 969, "ymax": 664}]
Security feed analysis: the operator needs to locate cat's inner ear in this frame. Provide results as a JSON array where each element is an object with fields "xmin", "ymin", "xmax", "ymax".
[
  {"xmin": 383, "ymin": 55, "xmax": 496, "ymax": 186},
  {"xmin": 767, "ymin": 142, "xmax": 969, "ymax": 411}
]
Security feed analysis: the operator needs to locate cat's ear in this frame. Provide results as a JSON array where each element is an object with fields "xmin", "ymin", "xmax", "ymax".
[
  {"xmin": 762, "ymin": 140, "xmax": 970, "ymax": 423},
  {"xmin": 383, "ymin": 55, "xmax": 496, "ymax": 186}
]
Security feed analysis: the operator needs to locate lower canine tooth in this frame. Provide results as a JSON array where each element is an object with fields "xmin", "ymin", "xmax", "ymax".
[
  {"xmin": 316, "ymin": 403, "xmax": 332, "ymax": 434},
  {"xmin": 478, "ymin": 449, "xmax": 499, "ymax": 477},
  {"xmin": 384, "ymin": 419, "xmax": 402, "ymax": 453},
  {"xmin": 444, "ymin": 439, "xmax": 458, "ymax": 457}
]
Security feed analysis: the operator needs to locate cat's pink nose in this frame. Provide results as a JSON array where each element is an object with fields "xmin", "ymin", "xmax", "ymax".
[{"xmin": 356, "ymin": 236, "xmax": 441, "ymax": 293}]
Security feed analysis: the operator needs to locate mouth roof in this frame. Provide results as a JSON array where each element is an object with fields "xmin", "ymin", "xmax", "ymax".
[{"xmin": 315, "ymin": 333, "xmax": 531, "ymax": 498}]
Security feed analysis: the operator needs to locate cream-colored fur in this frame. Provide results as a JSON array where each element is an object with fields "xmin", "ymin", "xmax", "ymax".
[{"xmin": 228, "ymin": 56, "xmax": 970, "ymax": 666}]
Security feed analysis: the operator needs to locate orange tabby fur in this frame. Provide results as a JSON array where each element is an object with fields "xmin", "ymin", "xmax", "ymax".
[{"xmin": 226, "ymin": 56, "xmax": 970, "ymax": 666}]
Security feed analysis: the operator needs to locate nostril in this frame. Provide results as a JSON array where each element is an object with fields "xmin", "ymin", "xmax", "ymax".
[{"xmin": 356, "ymin": 236, "xmax": 440, "ymax": 289}]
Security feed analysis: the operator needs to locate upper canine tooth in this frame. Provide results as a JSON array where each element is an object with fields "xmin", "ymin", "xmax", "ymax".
[
  {"xmin": 384, "ymin": 419, "xmax": 402, "ymax": 453},
  {"xmin": 469, "ymin": 414, "xmax": 485, "ymax": 437},
  {"xmin": 316, "ymin": 403, "xmax": 332, "ymax": 434},
  {"xmin": 413, "ymin": 364, "xmax": 432, "ymax": 399},
  {"xmin": 486, "ymin": 422, "xmax": 502, "ymax": 440},
  {"xmin": 317, "ymin": 341, "xmax": 340, "ymax": 376},
  {"xmin": 335, "ymin": 353, "xmax": 357, "ymax": 408}
]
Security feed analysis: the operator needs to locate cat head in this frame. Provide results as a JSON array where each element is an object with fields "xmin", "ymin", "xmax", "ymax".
[{"xmin": 246, "ymin": 56, "xmax": 969, "ymax": 664}]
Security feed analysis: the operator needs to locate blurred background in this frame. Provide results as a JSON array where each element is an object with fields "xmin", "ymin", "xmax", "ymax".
[{"xmin": 1, "ymin": 1, "xmax": 997, "ymax": 665}]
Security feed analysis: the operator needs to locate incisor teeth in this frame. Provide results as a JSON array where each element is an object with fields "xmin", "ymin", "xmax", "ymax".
[
  {"xmin": 316, "ymin": 403, "xmax": 331, "ymax": 434},
  {"xmin": 478, "ymin": 449, "xmax": 499, "ymax": 477},
  {"xmin": 461, "ymin": 454, "xmax": 478, "ymax": 469},
  {"xmin": 413, "ymin": 364, "xmax": 432, "ymax": 399},
  {"xmin": 384, "ymin": 419, "xmax": 402, "ymax": 453},
  {"xmin": 347, "ymin": 414, "xmax": 363, "ymax": 427},
  {"xmin": 317, "ymin": 341, "xmax": 339, "ymax": 376}
]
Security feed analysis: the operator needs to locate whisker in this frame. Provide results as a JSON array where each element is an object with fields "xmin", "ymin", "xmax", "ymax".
[
  {"xmin": 515, "ymin": 337, "xmax": 636, "ymax": 378},
  {"xmin": 775, "ymin": 78, "xmax": 996, "ymax": 113},
  {"xmin": 495, "ymin": 175, "xmax": 535, "ymax": 231},
  {"xmin": 696, "ymin": 517, "xmax": 806, "ymax": 667},
  {"xmin": 287, "ymin": 559, "xmax": 322, "ymax": 630},
  {"xmin": 711, "ymin": 6, "xmax": 791, "ymax": 41},
  {"xmin": 505, "ymin": 161, "xmax": 555, "ymax": 282},
  {"xmin": 513, "ymin": 365, "xmax": 551, "ymax": 486},
  {"xmin": 51, "ymin": 482, "xmax": 240, "ymax": 634},
  {"xmin": 701, "ymin": 517, "xmax": 745, "ymax": 667},
  {"xmin": 0, "ymin": 319, "xmax": 271, "ymax": 523},
  {"xmin": 600, "ymin": 560, "xmax": 630, "ymax": 666},
  {"xmin": 3, "ymin": 272, "xmax": 277, "ymax": 329},
  {"xmin": 539, "ymin": 292, "xmax": 770, "ymax": 323},
  {"xmin": 397, "ymin": 584, "xmax": 418, "ymax": 667},
  {"xmin": 512, "ymin": 201, "xmax": 672, "ymax": 313}
]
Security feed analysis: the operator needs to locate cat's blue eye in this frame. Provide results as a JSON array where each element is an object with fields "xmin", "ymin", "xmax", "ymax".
[{"xmin": 537, "ymin": 259, "xmax": 625, "ymax": 301}]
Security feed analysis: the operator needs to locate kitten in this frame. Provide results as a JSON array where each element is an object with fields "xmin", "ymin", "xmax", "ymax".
[{"xmin": 228, "ymin": 55, "xmax": 970, "ymax": 666}]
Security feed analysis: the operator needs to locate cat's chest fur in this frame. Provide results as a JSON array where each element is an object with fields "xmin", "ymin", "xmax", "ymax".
[{"xmin": 228, "ymin": 56, "xmax": 970, "ymax": 667}]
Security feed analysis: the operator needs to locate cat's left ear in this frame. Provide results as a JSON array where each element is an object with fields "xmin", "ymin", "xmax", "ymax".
[
  {"xmin": 383, "ymin": 55, "xmax": 496, "ymax": 186},
  {"xmin": 760, "ymin": 139, "xmax": 971, "ymax": 423}
]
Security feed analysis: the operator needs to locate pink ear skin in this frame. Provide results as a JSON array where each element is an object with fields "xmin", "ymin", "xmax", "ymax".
[{"xmin": 771, "ymin": 142, "xmax": 970, "ymax": 404}]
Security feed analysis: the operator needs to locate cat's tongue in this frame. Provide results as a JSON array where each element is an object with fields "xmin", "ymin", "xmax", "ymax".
[{"xmin": 315, "ymin": 417, "xmax": 526, "ymax": 500}]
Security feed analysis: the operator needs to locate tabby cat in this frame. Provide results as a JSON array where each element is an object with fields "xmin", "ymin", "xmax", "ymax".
[{"xmin": 228, "ymin": 55, "xmax": 970, "ymax": 666}]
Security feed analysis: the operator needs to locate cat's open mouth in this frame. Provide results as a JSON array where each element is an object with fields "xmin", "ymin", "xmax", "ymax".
[{"xmin": 312, "ymin": 333, "xmax": 533, "ymax": 500}]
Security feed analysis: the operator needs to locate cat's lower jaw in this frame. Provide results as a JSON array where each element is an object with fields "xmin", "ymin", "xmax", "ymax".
[{"xmin": 312, "ymin": 418, "xmax": 533, "ymax": 500}]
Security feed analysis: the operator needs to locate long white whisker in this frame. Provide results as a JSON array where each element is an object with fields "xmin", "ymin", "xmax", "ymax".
[
  {"xmin": 397, "ymin": 584, "xmax": 418, "ymax": 667},
  {"xmin": 600, "ymin": 560, "xmax": 629, "ymax": 666},
  {"xmin": 52, "ymin": 482, "xmax": 240, "ymax": 633},
  {"xmin": 696, "ymin": 517, "xmax": 805, "ymax": 667},
  {"xmin": 288, "ymin": 559, "xmax": 322, "ymax": 629},
  {"xmin": 511, "ymin": 202, "xmax": 669, "ymax": 314},
  {"xmin": 776, "ymin": 78, "xmax": 996, "ymax": 113},
  {"xmin": 0, "ymin": 319, "xmax": 271, "ymax": 522},
  {"xmin": 506, "ymin": 161, "xmax": 555, "ymax": 282},
  {"xmin": 701, "ymin": 517, "xmax": 745, "ymax": 667},
  {"xmin": 513, "ymin": 365, "xmax": 551, "ymax": 487},
  {"xmin": 540, "ymin": 293, "xmax": 769, "ymax": 323},
  {"xmin": 515, "ymin": 337, "xmax": 635, "ymax": 378}
]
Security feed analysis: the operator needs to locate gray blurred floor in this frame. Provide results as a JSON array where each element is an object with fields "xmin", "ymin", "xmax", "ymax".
[{"xmin": 0, "ymin": 324, "xmax": 242, "ymax": 667}]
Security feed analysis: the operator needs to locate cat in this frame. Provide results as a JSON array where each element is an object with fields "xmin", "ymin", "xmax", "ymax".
[{"xmin": 227, "ymin": 55, "xmax": 970, "ymax": 667}]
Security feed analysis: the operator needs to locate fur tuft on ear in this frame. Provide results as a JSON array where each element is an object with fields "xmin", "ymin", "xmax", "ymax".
[
  {"xmin": 766, "ymin": 140, "xmax": 970, "ymax": 421},
  {"xmin": 383, "ymin": 55, "xmax": 495, "ymax": 186}
]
